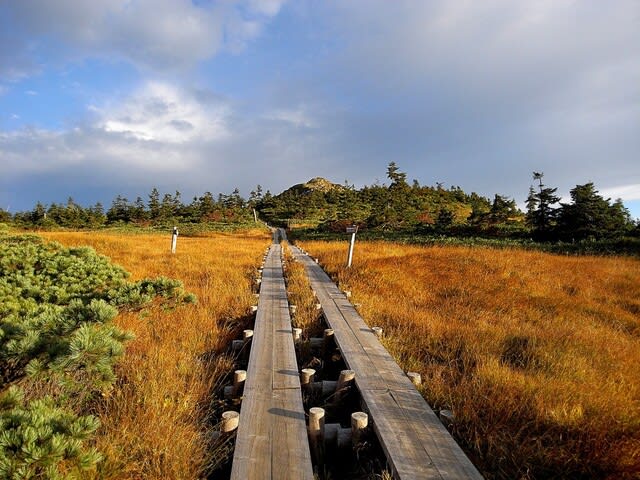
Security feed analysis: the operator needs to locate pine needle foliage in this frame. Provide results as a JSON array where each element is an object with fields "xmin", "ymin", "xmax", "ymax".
[
  {"xmin": 0, "ymin": 386, "xmax": 102, "ymax": 480},
  {"xmin": 0, "ymin": 235, "xmax": 192, "ymax": 386},
  {"xmin": 0, "ymin": 234, "xmax": 196, "ymax": 478}
]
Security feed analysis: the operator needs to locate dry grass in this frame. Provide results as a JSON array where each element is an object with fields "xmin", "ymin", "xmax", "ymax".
[
  {"xmin": 39, "ymin": 229, "xmax": 270, "ymax": 479},
  {"xmin": 282, "ymin": 244, "xmax": 323, "ymax": 338},
  {"xmin": 298, "ymin": 240, "xmax": 640, "ymax": 479}
]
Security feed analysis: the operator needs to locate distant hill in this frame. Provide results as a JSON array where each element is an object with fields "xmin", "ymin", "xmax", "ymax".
[
  {"xmin": 10, "ymin": 162, "xmax": 635, "ymax": 244},
  {"xmin": 281, "ymin": 177, "xmax": 346, "ymax": 196},
  {"xmin": 256, "ymin": 171, "xmax": 512, "ymax": 231}
]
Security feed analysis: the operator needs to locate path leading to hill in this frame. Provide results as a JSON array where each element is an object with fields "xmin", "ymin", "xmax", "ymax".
[
  {"xmin": 230, "ymin": 230, "xmax": 313, "ymax": 479},
  {"xmin": 229, "ymin": 228, "xmax": 482, "ymax": 479},
  {"xmin": 290, "ymin": 243, "xmax": 482, "ymax": 480}
]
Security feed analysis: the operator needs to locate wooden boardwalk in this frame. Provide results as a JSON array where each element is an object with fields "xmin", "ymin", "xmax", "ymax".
[
  {"xmin": 291, "ymin": 245, "xmax": 483, "ymax": 480},
  {"xmin": 230, "ymin": 232, "xmax": 313, "ymax": 480}
]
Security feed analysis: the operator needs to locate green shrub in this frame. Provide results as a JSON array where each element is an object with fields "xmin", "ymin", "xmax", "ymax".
[
  {"xmin": 0, "ymin": 235, "xmax": 194, "ymax": 385},
  {"xmin": 0, "ymin": 386, "xmax": 102, "ymax": 480},
  {"xmin": 0, "ymin": 234, "xmax": 196, "ymax": 478}
]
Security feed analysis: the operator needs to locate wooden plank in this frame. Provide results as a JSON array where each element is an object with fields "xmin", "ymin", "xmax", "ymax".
[
  {"xmin": 291, "ymin": 246, "xmax": 483, "ymax": 480},
  {"xmin": 231, "ymin": 243, "xmax": 314, "ymax": 480},
  {"xmin": 271, "ymin": 247, "xmax": 300, "ymax": 390},
  {"xmin": 271, "ymin": 389, "xmax": 313, "ymax": 479}
]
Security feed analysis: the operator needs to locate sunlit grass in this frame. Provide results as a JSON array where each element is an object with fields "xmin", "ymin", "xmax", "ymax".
[
  {"xmin": 40, "ymin": 229, "xmax": 270, "ymax": 479},
  {"xmin": 282, "ymin": 243, "xmax": 323, "ymax": 338},
  {"xmin": 298, "ymin": 240, "xmax": 640, "ymax": 479}
]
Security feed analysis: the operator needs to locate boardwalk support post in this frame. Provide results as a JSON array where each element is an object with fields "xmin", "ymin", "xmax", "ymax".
[
  {"xmin": 407, "ymin": 372, "xmax": 422, "ymax": 386},
  {"xmin": 440, "ymin": 410, "xmax": 455, "ymax": 428},
  {"xmin": 224, "ymin": 370, "xmax": 247, "ymax": 399},
  {"xmin": 292, "ymin": 327, "xmax": 302, "ymax": 343},
  {"xmin": 231, "ymin": 339, "xmax": 244, "ymax": 353},
  {"xmin": 242, "ymin": 329, "xmax": 253, "ymax": 362},
  {"xmin": 351, "ymin": 412, "xmax": 368, "ymax": 446},
  {"xmin": 232, "ymin": 370, "xmax": 246, "ymax": 397},
  {"xmin": 322, "ymin": 328, "xmax": 335, "ymax": 358},
  {"xmin": 243, "ymin": 329, "xmax": 254, "ymax": 342},
  {"xmin": 221, "ymin": 411, "xmax": 240, "ymax": 433},
  {"xmin": 308, "ymin": 407, "xmax": 325, "ymax": 467},
  {"xmin": 300, "ymin": 368, "xmax": 316, "ymax": 393},
  {"xmin": 335, "ymin": 369, "xmax": 356, "ymax": 403}
]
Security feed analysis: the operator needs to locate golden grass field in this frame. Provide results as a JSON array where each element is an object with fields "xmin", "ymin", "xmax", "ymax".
[
  {"xmin": 40, "ymin": 230, "xmax": 270, "ymax": 479},
  {"xmin": 282, "ymin": 245, "xmax": 323, "ymax": 338},
  {"xmin": 297, "ymin": 240, "xmax": 640, "ymax": 479}
]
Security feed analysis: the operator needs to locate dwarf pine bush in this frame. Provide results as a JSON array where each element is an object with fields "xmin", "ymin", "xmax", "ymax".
[
  {"xmin": 0, "ymin": 386, "xmax": 102, "ymax": 479},
  {"xmin": 0, "ymin": 234, "xmax": 196, "ymax": 478},
  {"xmin": 0, "ymin": 235, "xmax": 192, "ymax": 385}
]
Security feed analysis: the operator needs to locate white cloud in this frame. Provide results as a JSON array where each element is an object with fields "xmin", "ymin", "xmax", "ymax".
[
  {"xmin": 98, "ymin": 82, "xmax": 230, "ymax": 143},
  {"xmin": 0, "ymin": 77, "xmax": 342, "ymax": 204},
  {"xmin": 266, "ymin": 107, "xmax": 316, "ymax": 128},
  {"xmin": 600, "ymin": 184, "xmax": 640, "ymax": 202},
  {"xmin": 1, "ymin": 0, "xmax": 639, "ymax": 213},
  {"xmin": 248, "ymin": 0, "xmax": 287, "ymax": 17},
  {"xmin": 0, "ymin": 82, "xmax": 231, "ymax": 176}
]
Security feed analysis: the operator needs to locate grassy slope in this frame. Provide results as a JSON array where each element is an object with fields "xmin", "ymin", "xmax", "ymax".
[
  {"xmin": 298, "ymin": 239, "xmax": 640, "ymax": 479},
  {"xmin": 40, "ymin": 230, "xmax": 270, "ymax": 479}
]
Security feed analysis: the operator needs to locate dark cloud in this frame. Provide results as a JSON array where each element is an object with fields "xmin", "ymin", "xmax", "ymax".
[
  {"xmin": 0, "ymin": 0, "xmax": 287, "ymax": 77},
  {"xmin": 274, "ymin": 0, "xmax": 640, "ymax": 203},
  {"xmin": 1, "ymin": 0, "xmax": 639, "ymax": 218}
]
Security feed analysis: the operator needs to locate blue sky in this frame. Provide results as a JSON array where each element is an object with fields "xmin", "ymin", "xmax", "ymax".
[{"xmin": 1, "ymin": 0, "xmax": 639, "ymax": 219}]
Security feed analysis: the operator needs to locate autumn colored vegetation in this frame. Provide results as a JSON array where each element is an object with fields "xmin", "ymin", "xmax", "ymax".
[
  {"xmin": 297, "ymin": 239, "xmax": 640, "ymax": 479},
  {"xmin": 36, "ymin": 229, "xmax": 270, "ymax": 479},
  {"xmin": 282, "ymin": 245, "xmax": 323, "ymax": 338}
]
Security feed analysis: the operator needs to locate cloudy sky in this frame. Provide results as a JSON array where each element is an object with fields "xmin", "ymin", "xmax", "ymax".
[{"xmin": 1, "ymin": 0, "xmax": 639, "ymax": 218}]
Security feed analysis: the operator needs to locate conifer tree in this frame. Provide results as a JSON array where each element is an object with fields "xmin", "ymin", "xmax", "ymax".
[
  {"xmin": 557, "ymin": 183, "xmax": 632, "ymax": 240},
  {"xmin": 148, "ymin": 187, "xmax": 161, "ymax": 220},
  {"xmin": 526, "ymin": 172, "xmax": 560, "ymax": 239}
]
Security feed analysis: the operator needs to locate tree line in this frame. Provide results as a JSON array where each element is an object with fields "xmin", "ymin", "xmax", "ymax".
[
  {"xmin": 4, "ymin": 186, "xmax": 261, "ymax": 229},
  {"xmin": 2, "ymin": 164, "xmax": 638, "ymax": 242},
  {"xmin": 257, "ymin": 164, "xmax": 638, "ymax": 242}
]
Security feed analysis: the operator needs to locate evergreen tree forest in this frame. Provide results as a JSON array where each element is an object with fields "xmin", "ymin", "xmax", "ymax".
[
  {"xmin": 0, "ymin": 234, "xmax": 195, "ymax": 478},
  {"xmin": 3, "ymin": 164, "xmax": 638, "ymax": 247}
]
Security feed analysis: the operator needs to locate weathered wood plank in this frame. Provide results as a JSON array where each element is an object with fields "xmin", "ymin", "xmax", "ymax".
[
  {"xmin": 230, "ymin": 241, "xmax": 314, "ymax": 480},
  {"xmin": 291, "ymin": 246, "xmax": 483, "ymax": 480},
  {"xmin": 271, "ymin": 389, "xmax": 312, "ymax": 479}
]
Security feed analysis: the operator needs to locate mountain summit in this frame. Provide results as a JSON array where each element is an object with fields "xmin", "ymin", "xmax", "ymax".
[{"xmin": 284, "ymin": 177, "xmax": 345, "ymax": 195}]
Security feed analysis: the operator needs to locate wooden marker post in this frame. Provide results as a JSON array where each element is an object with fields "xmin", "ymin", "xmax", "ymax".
[
  {"xmin": 171, "ymin": 226, "xmax": 178, "ymax": 254},
  {"xmin": 346, "ymin": 225, "xmax": 358, "ymax": 268}
]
